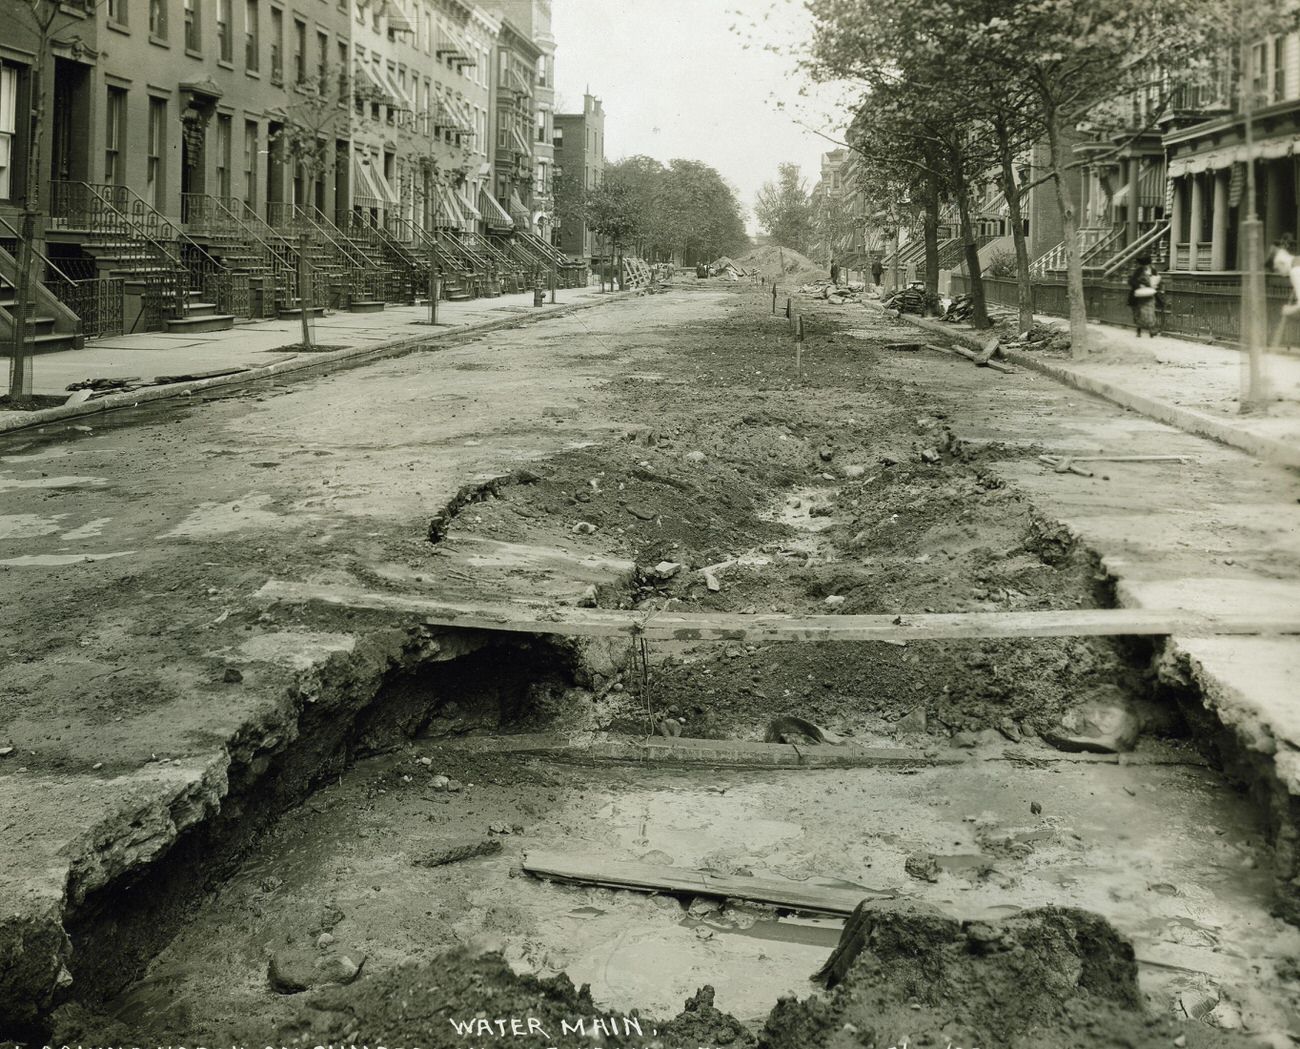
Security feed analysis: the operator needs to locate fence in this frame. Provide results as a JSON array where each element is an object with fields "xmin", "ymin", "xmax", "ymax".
[{"xmin": 950, "ymin": 273, "xmax": 1297, "ymax": 346}]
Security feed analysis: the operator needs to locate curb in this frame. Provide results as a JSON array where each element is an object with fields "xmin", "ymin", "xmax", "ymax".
[
  {"xmin": 882, "ymin": 309, "xmax": 1300, "ymax": 470},
  {"xmin": 0, "ymin": 291, "xmax": 636, "ymax": 438}
]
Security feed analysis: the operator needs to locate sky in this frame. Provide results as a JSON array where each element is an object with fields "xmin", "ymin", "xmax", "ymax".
[{"xmin": 550, "ymin": 0, "xmax": 850, "ymax": 235}]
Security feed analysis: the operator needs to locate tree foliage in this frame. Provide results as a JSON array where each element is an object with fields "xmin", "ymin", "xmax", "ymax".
[
  {"xmin": 755, "ymin": 162, "xmax": 814, "ymax": 255},
  {"xmin": 804, "ymin": 0, "xmax": 1256, "ymax": 350}
]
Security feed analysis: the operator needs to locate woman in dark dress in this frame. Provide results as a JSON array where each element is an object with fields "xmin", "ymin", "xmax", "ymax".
[{"xmin": 1127, "ymin": 255, "xmax": 1158, "ymax": 337}]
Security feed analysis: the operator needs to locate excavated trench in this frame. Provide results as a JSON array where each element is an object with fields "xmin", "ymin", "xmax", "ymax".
[{"xmin": 25, "ymin": 301, "xmax": 1300, "ymax": 1046}]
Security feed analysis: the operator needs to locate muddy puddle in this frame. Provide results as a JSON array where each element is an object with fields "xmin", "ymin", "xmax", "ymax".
[{"xmin": 82, "ymin": 732, "xmax": 1300, "ymax": 1042}]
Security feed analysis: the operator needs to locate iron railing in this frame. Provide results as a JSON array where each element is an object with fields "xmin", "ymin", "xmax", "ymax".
[
  {"xmin": 0, "ymin": 213, "xmax": 124, "ymax": 340},
  {"xmin": 50, "ymin": 180, "xmax": 186, "ymax": 328}
]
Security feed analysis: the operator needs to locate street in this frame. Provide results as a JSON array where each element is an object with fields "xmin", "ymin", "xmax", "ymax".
[{"xmin": 4, "ymin": 283, "xmax": 1300, "ymax": 1044}]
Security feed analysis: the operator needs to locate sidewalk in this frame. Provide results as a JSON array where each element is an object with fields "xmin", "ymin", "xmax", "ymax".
[
  {"xmin": 0, "ymin": 285, "xmax": 614, "ymax": 428},
  {"xmin": 890, "ymin": 306, "xmax": 1300, "ymax": 468}
]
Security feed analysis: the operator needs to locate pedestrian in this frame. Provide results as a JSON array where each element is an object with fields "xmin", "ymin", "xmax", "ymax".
[
  {"xmin": 1267, "ymin": 239, "xmax": 1300, "ymax": 348},
  {"xmin": 1127, "ymin": 255, "xmax": 1158, "ymax": 337},
  {"xmin": 830, "ymin": 261, "xmax": 840, "ymax": 286},
  {"xmin": 871, "ymin": 258, "xmax": 883, "ymax": 286}
]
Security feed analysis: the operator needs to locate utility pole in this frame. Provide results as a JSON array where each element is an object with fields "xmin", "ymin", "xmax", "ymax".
[{"xmin": 1239, "ymin": 0, "xmax": 1268, "ymax": 414}]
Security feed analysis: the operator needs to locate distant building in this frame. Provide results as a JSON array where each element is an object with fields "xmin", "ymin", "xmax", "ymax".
[{"xmin": 553, "ymin": 92, "xmax": 603, "ymax": 259}]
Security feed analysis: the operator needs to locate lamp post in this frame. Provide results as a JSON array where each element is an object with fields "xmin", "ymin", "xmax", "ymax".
[{"xmin": 1239, "ymin": 0, "xmax": 1268, "ymax": 413}]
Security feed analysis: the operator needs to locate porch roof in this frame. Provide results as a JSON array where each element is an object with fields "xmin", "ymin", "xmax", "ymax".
[{"xmin": 1169, "ymin": 135, "xmax": 1300, "ymax": 177}]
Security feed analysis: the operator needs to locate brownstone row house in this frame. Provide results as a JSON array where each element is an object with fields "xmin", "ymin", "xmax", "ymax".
[{"xmin": 0, "ymin": 0, "xmax": 590, "ymax": 350}]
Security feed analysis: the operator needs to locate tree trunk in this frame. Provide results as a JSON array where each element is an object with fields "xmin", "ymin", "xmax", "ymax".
[
  {"xmin": 1046, "ymin": 108, "xmax": 1088, "ymax": 356},
  {"xmin": 9, "ymin": 8, "xmax": 52, "ymax": 398},
  {"xmin": 996, "ymin": 129, "xmax": 1034, "ymax": 335},
  {"xmin": 923, "ymin": 176, "xmax": 940, "ymax": 316},
  {"xmin": 953, "ymin": 160, "xmax": 990, "ymax": 330}
]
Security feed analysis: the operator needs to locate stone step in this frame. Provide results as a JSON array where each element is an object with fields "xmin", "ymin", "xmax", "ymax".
[
  {"xmin": 347, "ymin": 300, "xmax": 384, "ymax": 314},
  {"xmin": 165, "ymin": 312, "xmax": 235, "ymax": 333},
  {"xmin": 277, "ymin": 305, "xmax": 327, "ymax": 320}
]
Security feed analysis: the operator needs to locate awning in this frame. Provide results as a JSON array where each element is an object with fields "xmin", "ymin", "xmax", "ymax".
[
  {"xmin": 383, "ymin": 0, "xmax": 414, "ymax": 33},
  {"xmin": 352, "ymin": 155, "xmax": 383, "ymax": 204},
  {"xmin": 509, "ymin": 127, "xmax": 531, "ymax": 157},
  {"xmin": 1169, "ymin": 136, "xmax": 1300, "ymax": 178},
  {"xmin": 507, "ymin": 66, "xmax": 532, "ymax": 96},
  {"xmin": 459, "ymin": 187, "xmax": 481, "ymax": 221},
  {"xmin": 480, "ymin": 189, "xmax": 514, "ymax": 228},
  {"xmin": 382, "ymin": 64, "xmax": 413, "ymax": 110},
  {"xmin": 357, "ymin": 60, "xmax": 397, "ymax": 106},
  {"xmin": 437, "ymin": 184, "xmax": 465, "ymax": 226},
  {"xmin": 508, "ymin": 190, "xmax": 529, "ymax": 224},
  {"xmin": 369, "ymin": 159, "xmax": 398, "ymax": 206},
  {"xmin": 436, "ymin": 26, "xmax": 472, "ymax": 62},
  {"xmin": 445, "ymin": 93, "xmax": 474, "ymax": 130}
]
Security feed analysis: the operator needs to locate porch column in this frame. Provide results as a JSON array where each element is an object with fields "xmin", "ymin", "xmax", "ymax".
[
  {"xmin": 1169, "ymin": 175, "xmax": 1183, "ymax": 268},
  {"xmin": 1127, "ymin": 157, "xmax": 1140, "ymax": 243},
  {"xmin": 1211, "ymin": 168, "xmax": 1229, "ymax": 271},
  {"xmin": 1189, "ymin": 173, "xmax": 1204, "ymax": 270}
]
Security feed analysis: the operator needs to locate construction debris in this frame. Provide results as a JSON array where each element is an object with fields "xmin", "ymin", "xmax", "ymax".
[
  {"xmin": 882, "ymin": 286, "xmax": 929, "ymax": 314},
  {"xmin": 941, "ymin": 294, "xmax": 975, "ymax": 322},
  {"xmin": 411, "ymin": 838, "xmax": 503, "ymax": 868}
]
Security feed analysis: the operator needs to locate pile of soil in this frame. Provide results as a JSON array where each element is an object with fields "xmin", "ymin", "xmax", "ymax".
[
  {"xmin": 734, "ymin": 245, "xmax": 827, "ymax": 286},
  {"xmin": 431, "ymin": 307, "xmax": 1147, "ymax": 744},
  {"xmin": 759, "ymin": 904, "xmax": 1255, "ymax": 1049},
  {"xmin": 271, "ymin": 949, "xmax": 753, "ymax": 1047}
]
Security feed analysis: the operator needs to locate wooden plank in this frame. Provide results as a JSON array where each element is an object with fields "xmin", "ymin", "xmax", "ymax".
[
  {"xmin": 430, "ymin": 733, "xmax": 962, "ymax": 768},
  {"xmin": 256, "ymin": 580, "xmax": 1300, "ymax": 642},
  {"xmin": 522, "ymin": 850, "xmax": 892, "ymax": 915}
]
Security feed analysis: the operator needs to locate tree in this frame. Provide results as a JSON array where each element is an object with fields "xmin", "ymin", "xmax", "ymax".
[
  {"xmin": 658, "ymin": 159, "xmax": 748, "ymax": 264},
  {"xmin": 583, "ymin": 177, "xmax": 641, "ymax": 290},
  {"xmin": 755, "ymin": 163, "xmax": 814, "ymax": 256},
  {"xmin": 6, "ymin": 0, "xmax": 82, "ymax": 399}
]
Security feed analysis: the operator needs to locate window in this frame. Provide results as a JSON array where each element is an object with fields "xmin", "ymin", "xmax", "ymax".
[
  {"xmin": 317, "ymin": 31, "xmax": 328, "ymax": 92},
  {"xmin": 293, "ymin": 18, "xmax": 306, "ymax": 84},
  {"xmin": 552, "ymin": 125, "xmax": 562, "ymax": 146},
  {"xmin": 108, "ymin": 0, "xmax": 129, "ymax": 26},
  {"xmin": 0, "ymin": 62, "xmax": 20, "ymax": 201},
  {"xmin": 184, "ymin": 0, "xmax": 200, "ymax": 51},
  {"xmin": 243, "ymin": 119, "xmax": 257, "ymax": 206},
  {"xmin": 244, "ymin": 0, "xmax": 259, "ymax": 69},
  {"xmin": 150, "ymin": 0, "xmax": 167, "ymax": 38},
  {"xmin": 147, "ymin": 97, "xmax": 166, "ymax": 209},
  {"xmin": 104, "ymin": 87, "xmax": 126, "ymax": 185},
  {"xmin": 1274, "ymin": 36, "xmax": 1286, "ymax": 102},
  {"xmin": 215, "ymin": 113, "xmax": 231, "ymax": 197},
  {"xmin": 337, "ymin": 41, "xmax": 348, "ymax": 101},
  {"xmin": 269, "ymin": 8, "xmax": 283, "ymax": 82},
  {"xmin": 536, "ymin": 110, "xmax": 545, "ymax": 143},
  {"xmin": 217, "ymin": 0, "xmax": 231, "ymax": 60}
]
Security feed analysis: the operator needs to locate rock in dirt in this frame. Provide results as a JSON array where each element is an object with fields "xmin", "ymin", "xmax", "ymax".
[
  {"xmin": 652, "ymin": 560, "xmax": 682, "ymax": 580},
  {"xmin": 1043, "ymin": 685, "xmax": 1140, "ymax": 754},
  {"xmin": 411, "ymin": 838, "xmax": 502, "ymax": 868},
  {"xmin": 577, "ymin": 585, "xmax": 598, "ymax": 608},
  {"xmin": 269, "ymin": 947, "xmax": 365, "ymax": 994},
  {"xmin": 571, "ymin": 521, "xmax": 597, "ymax": 535},
  {"xmin": 894, "ymin": 707, "xmax": 927, "ymax": 734},
  {"xmin": 764, "ymin": 715, "xmax": 831, "ymax": 745},
  {"xmin": 823, "ymin": 594, "xmax": 846, "ymax": 608},
  {"xmin": 655, "ymin": 717, "xmax": 684, "ymax": 737},
  {"xmin": 684, "ymin": 450, "xmax": 707, "ymax": 463},
  {"xmin": 703, "ymin": 569, "xmax": 722, "ymax": 592},
  {"xmin": 223, "ymin": 666, "xmax": 244, "ymax": 684},
  {"xmin": 904, "ymin": 852, "xmax": 941, "ymax": 883}
]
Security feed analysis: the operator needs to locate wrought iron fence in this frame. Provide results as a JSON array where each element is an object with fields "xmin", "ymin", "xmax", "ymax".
[{"xmin": 950, "ymin": 273, "xmax": 1297, "ymax": 346}]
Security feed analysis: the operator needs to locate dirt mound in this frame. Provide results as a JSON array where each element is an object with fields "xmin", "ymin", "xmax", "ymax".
[
  {"xmin": 734, "ymin": 245, "xmax": 826, "ymax": 286},
  {"xmin": 760, "ymin": 904, "xmax": 1254, "ymax": 1049},
  {"xmin": 272, "ymin": 949, "xmax": 750, "ymax": 1047}
]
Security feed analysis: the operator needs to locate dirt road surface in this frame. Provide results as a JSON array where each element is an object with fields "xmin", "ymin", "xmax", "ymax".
[{"xmin": 2, "ymin": 284, "xmax": 1298, "ymax": 1046}]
